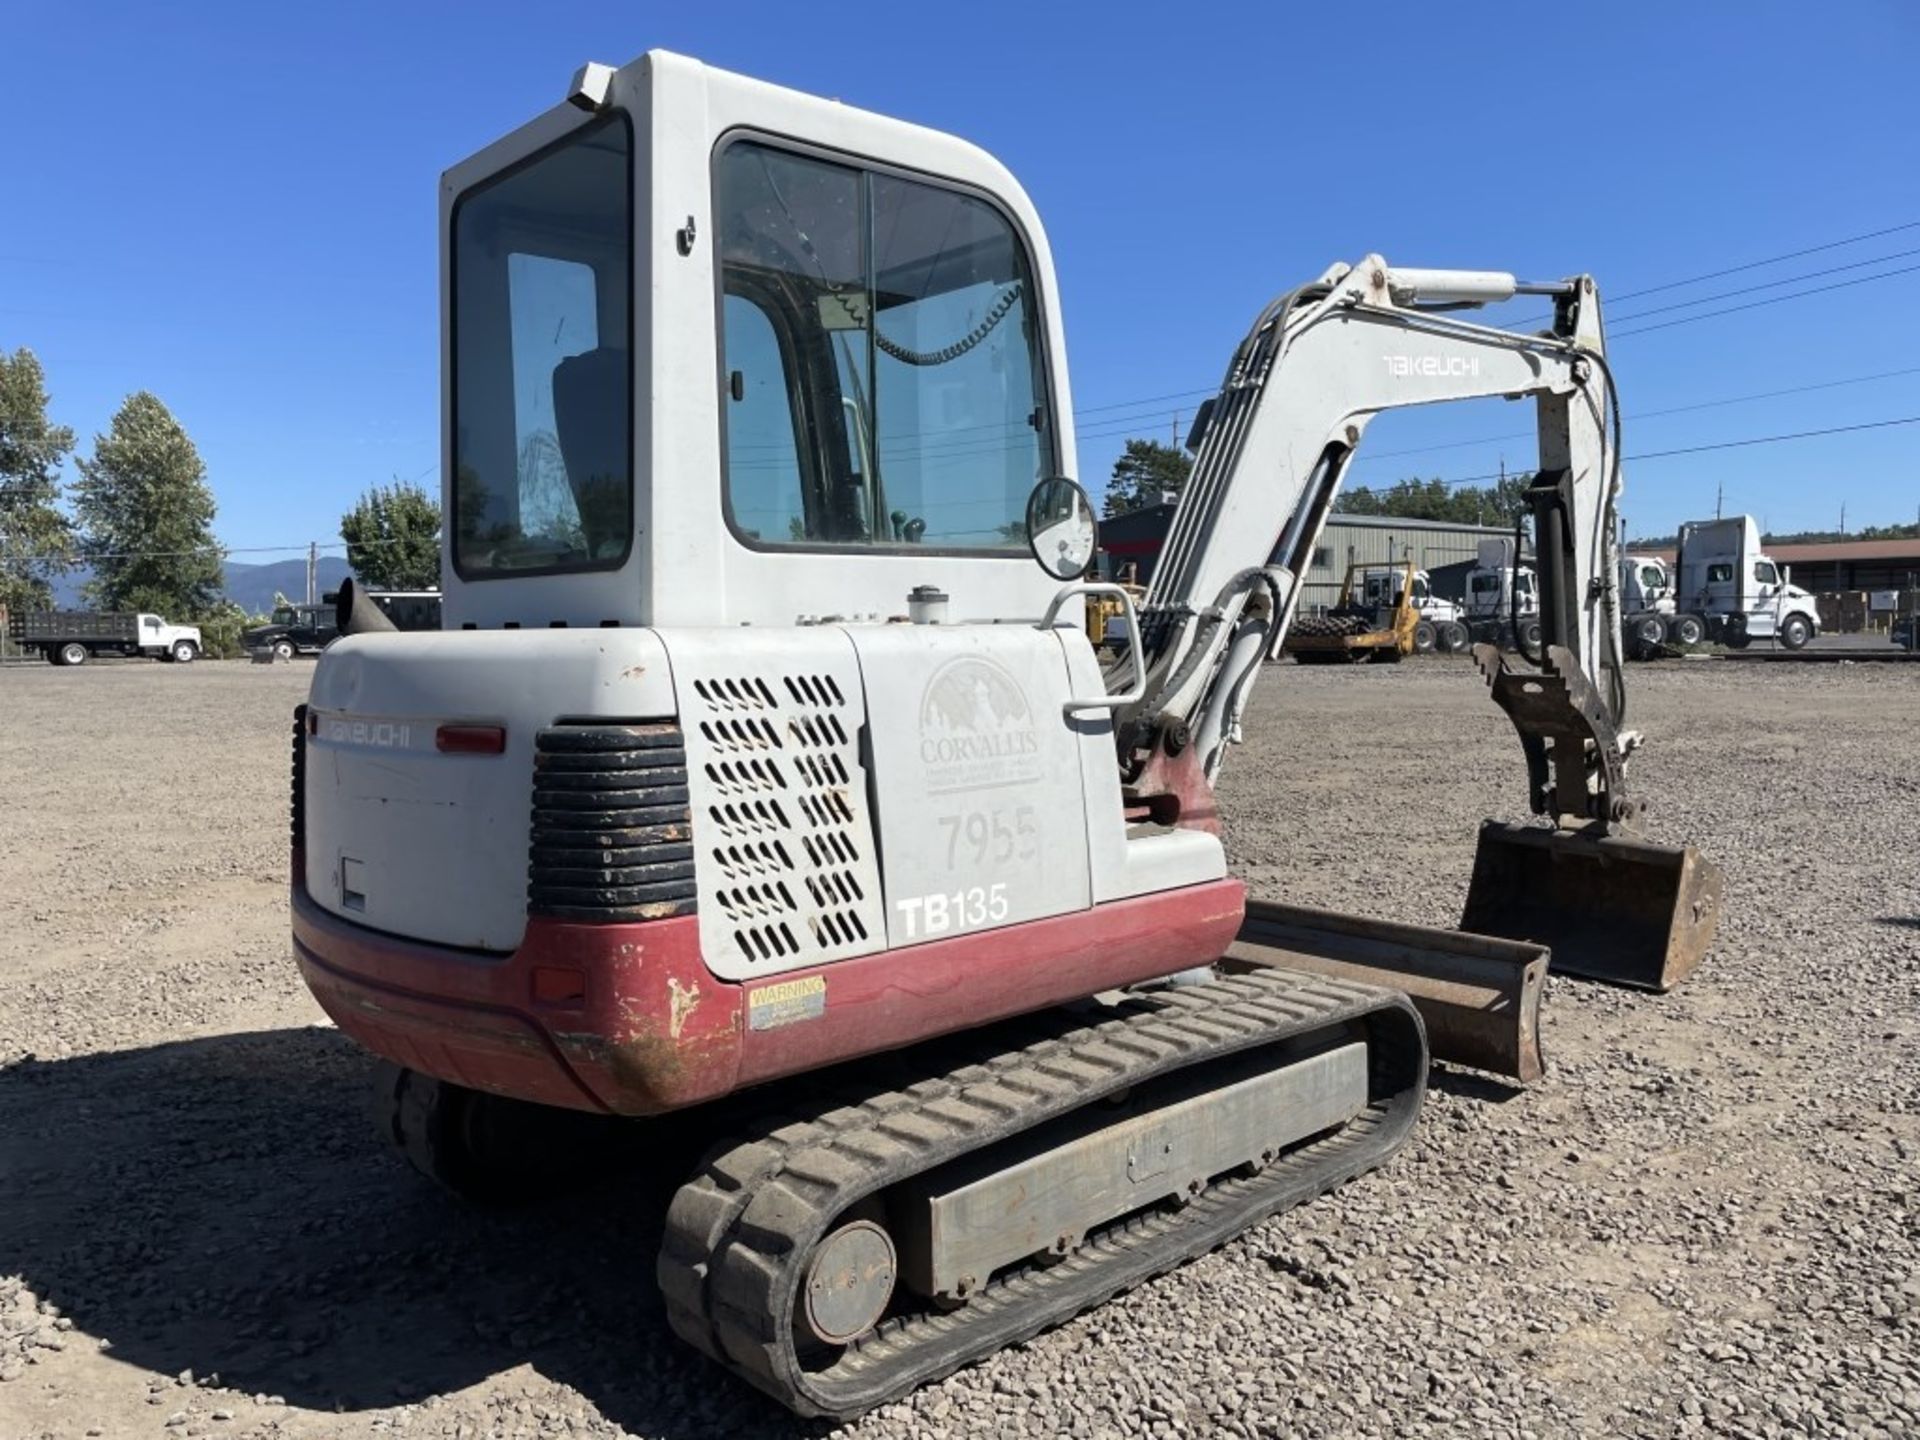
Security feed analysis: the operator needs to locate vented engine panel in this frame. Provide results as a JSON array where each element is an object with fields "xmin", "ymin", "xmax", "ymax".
[
  {"xmin": 669, "ymin": 632, "xmax": 885, "ymax": 979},
  {"xmin": 529, "ymin": 722, "xmax": 698, "ymax": 922}
]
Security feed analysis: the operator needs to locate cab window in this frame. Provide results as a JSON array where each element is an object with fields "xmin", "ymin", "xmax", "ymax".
[
  {"xmin": 716, "ymin": 140, "xmax": 1053, "ymax": 551},
  {"xmin": 1754, "ymin": 561, "xmax": 1778, "ymax": 585},
  {"xmin": 1707, "ymin": 563, "xmax": 1734, "ymax": 583},
  {"xmin": 451, "ymin": 114, "xmax": 633, "ymax": 578}
]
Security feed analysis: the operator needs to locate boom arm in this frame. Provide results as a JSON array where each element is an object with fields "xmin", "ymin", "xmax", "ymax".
[{"xmin": 1116, "ymin": 256, "xmax": 1631, "ymax": 832}]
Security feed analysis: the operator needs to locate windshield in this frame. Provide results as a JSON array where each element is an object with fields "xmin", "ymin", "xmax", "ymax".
[
  {"xmin": 451, "ymin": 115, "xmax": 633, "ymax": 578},
  {"xmin": 716, "ymin": 141, "xmax": 1051, "ymax": 551}
]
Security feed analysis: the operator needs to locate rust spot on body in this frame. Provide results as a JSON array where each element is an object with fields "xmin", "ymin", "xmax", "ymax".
[{"xmin": 668, "ymin": 975, "xmax": 701, "ymax": 1039}]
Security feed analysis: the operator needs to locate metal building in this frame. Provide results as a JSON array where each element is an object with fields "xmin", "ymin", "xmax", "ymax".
[
  {"xmin": 1299, "ymin": 514, "xmax": 1517, "ymax": 612},
  {"xmin": 1098, "ymin": 505, "xmax": 1516, "ymax": 612}
]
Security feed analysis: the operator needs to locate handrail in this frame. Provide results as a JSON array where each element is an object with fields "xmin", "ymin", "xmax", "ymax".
[{"xmin": 1038, "ymin": 584, "xmax": 1148, "ymax": 715}]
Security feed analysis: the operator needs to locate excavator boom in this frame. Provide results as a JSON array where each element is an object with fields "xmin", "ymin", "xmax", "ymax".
[{"xmin": 1110, "ymin": 257, "xmax": 1721, "ymax": 990}]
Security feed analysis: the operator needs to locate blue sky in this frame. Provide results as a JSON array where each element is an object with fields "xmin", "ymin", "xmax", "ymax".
[{"xmin": 3, "ymin": 1, "xmax": 1915, "ymax": 560}]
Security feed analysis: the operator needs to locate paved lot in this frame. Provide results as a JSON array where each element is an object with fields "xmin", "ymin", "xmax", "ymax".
[{"xmin": 1, "ymin": 656, "xmax": 1914, "ymax": 1439}]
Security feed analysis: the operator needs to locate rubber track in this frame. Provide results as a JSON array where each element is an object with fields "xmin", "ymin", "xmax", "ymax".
[{"xmin": 657, "ymin": 968, "xmax": 1425, "ymax": 1418}]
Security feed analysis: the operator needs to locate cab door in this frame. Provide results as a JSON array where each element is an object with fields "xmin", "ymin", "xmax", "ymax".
[{"xmin": 1748, "ymin": 559, "xmax": 1782, "ymax": 635}]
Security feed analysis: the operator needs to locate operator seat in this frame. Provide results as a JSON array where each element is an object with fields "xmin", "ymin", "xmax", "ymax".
[{"xmin": 551, "ymin": 347, "xmax": 630, "ymax": 556}]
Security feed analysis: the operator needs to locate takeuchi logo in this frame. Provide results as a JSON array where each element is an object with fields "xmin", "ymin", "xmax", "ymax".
[{"xmin": 918, "ymin": 656, "xmax": 1042, "ymax": 792}]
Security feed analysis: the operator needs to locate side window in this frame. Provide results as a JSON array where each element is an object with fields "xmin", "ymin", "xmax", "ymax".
[
  {"xmin": 1754, "ymin": 561, "xmax": 1777, "ymax": 584},
  {"xmin": 1707, "ymin": 563, "xmax": 1734, "ymax": 583},
  {"xmin": 1311, "ymin": 546, "xmax": 1331, "ymax": 570},
  {"xmin": 716, "ymin": 141, "xmax": 1051, "ymax": 550}
]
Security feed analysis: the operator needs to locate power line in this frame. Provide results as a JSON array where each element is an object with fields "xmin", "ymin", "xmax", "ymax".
[
  {"xmin": 851, "ymin": 259, "xmax": 1920, "ymax": 470},
  {"xmin": 1604, "ymin": 246, "xmax": 1920, "ymax": 324},
  {"xmin": 1073, "ymin": 219, "xmax": 1920, "ymax": 424},
  {"xmin": 0, "ymin": 536, "xmax": 423, "ymax": 566},
  {"xmin": 1409, "ymin": 413, "xmax": 1920, "ymax": 492},
  {"xmin": 1347, "ymin": 364, "xmax": 1920, "ymax": 468},
  {"xmin": 823, "ymin": 241, "xmax": 1920, "ymax": 467},
  {"xmin": 1609, "ymin": 219, "xmax": 1920, "ymax": 303},
  {"xmin": 742, "ymin": 222, "xmax": 1920, "ymax": 463},
  {"xmin": 1611, "ymin": 262, "xmax": 1920, "ymax": 337},
  {"xmin": 11, "ymin": 415, "xmax": 1915, "ymax": 564}
]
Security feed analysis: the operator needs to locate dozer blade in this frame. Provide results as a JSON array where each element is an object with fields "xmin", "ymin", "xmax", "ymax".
[
  {"xmin": 1462, "ymin": 820, "xmax": 1723, "ymax": 992},
  {"xmin": 1220, "ymin": 899, "xmax": 1547, "ymax": 1083}
]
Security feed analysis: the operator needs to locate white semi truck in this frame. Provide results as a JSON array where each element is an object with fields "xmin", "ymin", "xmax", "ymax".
[
  {"xmin": 1458, "ymin": 538, "xmax": 1543, "ymax": 653},
  {"xmin": 1625, "ymin": 516, "xmax": 1819, "ymax": 651}
]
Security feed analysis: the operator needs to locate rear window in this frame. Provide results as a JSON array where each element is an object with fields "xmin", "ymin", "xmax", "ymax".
[{"xmin": 451, "ymin": 115, "xmax": 633, "ymax": 578}]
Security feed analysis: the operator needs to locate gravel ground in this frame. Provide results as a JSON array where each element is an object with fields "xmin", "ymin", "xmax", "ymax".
[{"xmin": 1, "ymin": 655, "xmax": 1915, "ymax": 1440}]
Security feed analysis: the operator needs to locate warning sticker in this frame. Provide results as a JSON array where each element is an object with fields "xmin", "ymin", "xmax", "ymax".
[{"xmin": 746, "ymin": 975, "xmax": 827, "ymax": 1031}]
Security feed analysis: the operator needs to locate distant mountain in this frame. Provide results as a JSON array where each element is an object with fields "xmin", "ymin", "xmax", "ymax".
[
  {"xmin": 222, "ymin": 557, "xmax": 354, "ymax": 615},
  {"xmin": 43, "ymin": 556, "xmax": 355, "ymax": 616}
]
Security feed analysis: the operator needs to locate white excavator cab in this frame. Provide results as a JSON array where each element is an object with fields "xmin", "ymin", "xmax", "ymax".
[{"xmin": 438, "ymin": 52, "xmax": 1075, "ymax": 635}]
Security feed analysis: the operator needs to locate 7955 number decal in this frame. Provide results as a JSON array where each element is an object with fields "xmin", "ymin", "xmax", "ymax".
[{"xmin": 936, "ymin": 805, "xmax": 1038, "ymax": 868}]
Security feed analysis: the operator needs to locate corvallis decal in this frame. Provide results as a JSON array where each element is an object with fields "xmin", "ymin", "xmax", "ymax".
[{"xmin": 916, "ymin": 656, "xmax": 1043, "ymax": 795}]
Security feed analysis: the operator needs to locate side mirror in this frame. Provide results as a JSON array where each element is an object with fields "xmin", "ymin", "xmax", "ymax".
[{"xmin": 1024, "ymin": 477, "xmax": 1098, "ymax": 581}]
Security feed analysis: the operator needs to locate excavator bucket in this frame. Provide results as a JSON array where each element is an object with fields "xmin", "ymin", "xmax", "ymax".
[{"xmin": 1461, "ymin": 821, "xmax": 1724, "ymax": 992}]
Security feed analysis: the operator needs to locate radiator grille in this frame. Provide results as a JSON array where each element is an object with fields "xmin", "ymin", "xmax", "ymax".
[
  {"xmin": 682, "ymin": 667, "xmax": 884, "ymax": 976},
  {"xmin": 528, "ymin": 722, "xmax": 697, "ymax": 923}
]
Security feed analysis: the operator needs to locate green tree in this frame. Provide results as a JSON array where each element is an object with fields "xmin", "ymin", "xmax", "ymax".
[
  {"xmin": 0, "ymin": 348, "xmax": 77, "ymax": 614},
  {"xmin": 340, "ymin": 481, "xmax": 441, "ymax": 589},
  {"xmin": 1103, "ymin": 439, "xmax": 1193, "ymax": 518},
  {"xmin": 1336, "ymin": 473, "xmax": 1530, "ymax": 527},
  {"xmin": 73, "ymin": 392, "xmax": 224, "ymax": 617}
]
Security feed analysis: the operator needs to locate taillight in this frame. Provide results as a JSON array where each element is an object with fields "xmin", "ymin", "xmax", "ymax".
[{"xmin": 435, "ymin": 724, "xmax": 507, "ymax": 755}]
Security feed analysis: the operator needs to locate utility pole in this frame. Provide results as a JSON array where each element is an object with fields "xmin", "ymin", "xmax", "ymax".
[
  {"xmin": 1171, "ymin": 412, "xmax": 1181, "ymax": 450},
  {"xmin": 306, "ymin": 542, "xmax": 318, "ymax": 606},
  {"xmin": 1715, "ymin": 480, "xmax": 1723, "ymax": 520},
  {"xmin": 1839, "ymin": 502, "xmax": 1847, "ymax": 537}
]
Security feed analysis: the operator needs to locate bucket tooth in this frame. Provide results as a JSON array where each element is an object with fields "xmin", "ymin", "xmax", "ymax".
[{"xmin": 1462, "ymin": 820, "xmax": 1723, "ymax": 992}]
